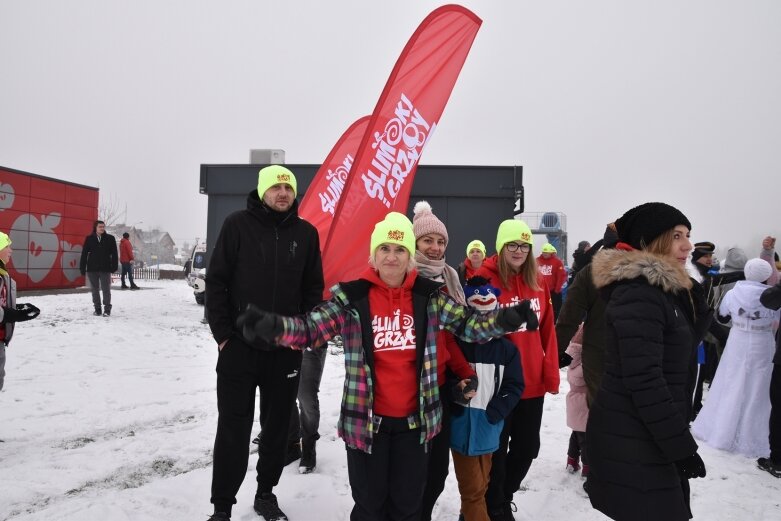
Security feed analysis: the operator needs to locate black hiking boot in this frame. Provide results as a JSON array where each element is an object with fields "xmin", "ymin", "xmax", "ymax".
[
  {"xmin": 93, "ymin": 307, "xmax": 102, "ymax": 316},
  {"xmin": 207, "ymin": 513, "xmax": 230, "ymax": 521},
  {"xmin": 299, "ymin": 442, "xmax": 316, "ymax": 474},
  {"xmin": 254, "ymin": 492, "xmax": 288, "ymax": 521},
  {"xmin": 758, "ymin": 457, "xmax": 781, "ymax": 478},
  {"xmin": 103, "ymin": 305, "xmax": 112, "ymax": 317}
]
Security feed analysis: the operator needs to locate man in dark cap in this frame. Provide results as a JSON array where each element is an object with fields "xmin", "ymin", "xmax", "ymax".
[
  {"xmin": 691, "ymin": 241, "xmax": 716, "ymax": 282},
  {"xmin": 688, "ymin": 241, "xmax": 723, "ymax": 419}
]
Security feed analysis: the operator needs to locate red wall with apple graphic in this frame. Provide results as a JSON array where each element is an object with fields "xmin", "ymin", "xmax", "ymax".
[{"xmin": 0, "ymin": 166, "xmax": 98, "ymax": 290}]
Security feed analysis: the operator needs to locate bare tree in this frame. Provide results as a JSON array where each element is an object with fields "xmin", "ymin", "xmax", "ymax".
[{"xmin": 98, "ymin": 192, "xmax": 125, "ymax": 227}]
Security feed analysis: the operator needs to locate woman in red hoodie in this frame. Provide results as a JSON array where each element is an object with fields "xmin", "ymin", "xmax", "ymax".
[{"xmin": 476, "ymin": 219, "xmax": 560, "ymax": 520}]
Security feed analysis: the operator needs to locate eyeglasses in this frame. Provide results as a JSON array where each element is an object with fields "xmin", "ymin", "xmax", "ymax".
[{"xmin": 505, "ymin": 242, "xmax": 531, "ymax": 253}]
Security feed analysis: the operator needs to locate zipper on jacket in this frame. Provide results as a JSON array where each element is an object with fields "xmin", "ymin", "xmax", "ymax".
[{"xmin": 272, "ymin": 227, "xmax": 279, "ymax": 311}]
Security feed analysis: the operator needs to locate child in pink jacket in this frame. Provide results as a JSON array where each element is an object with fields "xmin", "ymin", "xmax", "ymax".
[{"xmin": 565, "ymin": 324, "xmax": 589, "ymax": 477}]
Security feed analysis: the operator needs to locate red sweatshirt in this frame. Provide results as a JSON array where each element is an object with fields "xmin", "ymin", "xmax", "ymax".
[
  {"xmin": 363, "ymin": 268, "xmax": 419, "ymax": 417},
  {"xmin": 536, "ymin": 254, "xmax": 567, "ymax": 293},
  {"xmin": 119, "ymin": 238, "xmax": 134, "ymax": 264},
  {"xmin": 475, "ymin": 255, "xmax": 560, "ymax": 399}
]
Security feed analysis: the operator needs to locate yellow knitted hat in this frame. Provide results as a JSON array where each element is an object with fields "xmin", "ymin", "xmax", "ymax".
[
  {"xmin": 257, "ymin": 165, "xmax": 297, "ymax": 199},
  {"xmin": 541, "ymin": 243, "xmax": 557, "ymax": 254},
  {"xmin": 0, "ymin": 231, "xmax": 11, "ymax": 251},
  {"xmin": 495, "ymin": 219, "xmax": 533, "ymax": 253},
  {"xmin": 370, "ymin": 212, "xmax": 415, "ymax": 256},
  {"xmin": 466, "ymin": 239, "xmax": 486, "ymax": 257}
]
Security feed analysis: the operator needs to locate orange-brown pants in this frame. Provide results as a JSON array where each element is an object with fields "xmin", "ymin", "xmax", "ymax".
[{"xmin": 452, "ymin": 451, "xmax": 493, "ymax": 521}]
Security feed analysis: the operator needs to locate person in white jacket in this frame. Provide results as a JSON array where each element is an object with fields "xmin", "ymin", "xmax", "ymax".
[{"xmin": 692, "ymin": 258, "xmax": 780, "ymax": 457}]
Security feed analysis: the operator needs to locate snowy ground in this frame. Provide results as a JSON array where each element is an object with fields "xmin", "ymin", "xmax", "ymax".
[{"xmin": 0, "ymin": 281, "xmax": 778, "ymax": 521}]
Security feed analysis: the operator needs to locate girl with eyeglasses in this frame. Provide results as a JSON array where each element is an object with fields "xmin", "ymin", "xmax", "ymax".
[{"xmin": 475, "ymin": 219, "xmax": 560, "ymax": 520}]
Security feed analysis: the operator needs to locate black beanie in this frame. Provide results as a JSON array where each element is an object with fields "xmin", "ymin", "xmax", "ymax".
[
  {"xmin": 602, "ymin": 223, "xmax": 619, "ymax": 249},
  {"xmin": 691, "ymin": 241, "xmax": 715, "ymax": 262},
  {"xmin": 615, "ymin": 202, "xmax": 691, "ymax": 250}
]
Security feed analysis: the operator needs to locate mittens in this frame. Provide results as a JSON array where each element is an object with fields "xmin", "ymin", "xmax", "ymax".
[
  {"xmin": 236, "ymin": 304, "xmax": 284, "ymax": 348},
  {"xmin": 496, "ymin": 300, "xmax": 539, "ymax": 332},
  {"xmin": 675, "ymin": 452, "xmax": 706, "ymax": 479},
  {"xmin": 2, "ymin": 303, "xmax": 41, "ymax": 324}
]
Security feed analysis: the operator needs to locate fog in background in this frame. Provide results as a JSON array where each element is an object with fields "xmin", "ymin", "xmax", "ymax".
[{"xmin": 1, "ymin": 1, "xmax": 778, "ymax": 262}]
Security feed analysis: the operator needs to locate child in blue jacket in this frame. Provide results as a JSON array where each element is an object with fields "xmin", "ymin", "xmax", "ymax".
[{"xmin": 450, "ymin": 276, "xmax": 525, "ymax": 521}]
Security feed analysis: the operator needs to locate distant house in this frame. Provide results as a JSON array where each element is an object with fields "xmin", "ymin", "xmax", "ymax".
[
  {"xmin": 140, "ymin": 229, "xmax": 176, "ymax": 266},
  {"xmin": 106, "ymin": 225, "xmax": 176, "ymax": 267}
]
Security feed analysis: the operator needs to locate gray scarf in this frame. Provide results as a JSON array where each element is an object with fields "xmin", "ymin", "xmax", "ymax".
[{"xmin": 414, "ymin": 251, "xmax": 466, "ymax": 305}]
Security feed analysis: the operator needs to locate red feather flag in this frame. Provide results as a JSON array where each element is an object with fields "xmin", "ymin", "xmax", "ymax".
[{"xmin": 321, "ymin": 5, "xmax": 482, "ymax": 292}]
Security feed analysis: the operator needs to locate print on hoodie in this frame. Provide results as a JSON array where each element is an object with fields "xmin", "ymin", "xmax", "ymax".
[{"xmin": 372, "ymin": 309, "xmax": 416, "ymax": 351}]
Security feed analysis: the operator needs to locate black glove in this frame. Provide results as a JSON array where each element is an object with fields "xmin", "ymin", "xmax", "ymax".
[
  {"xmin": 2, "ymin": 303, "xmax": 41, "ymax": 323},
  {"xmin": 559, "ymin": 352, "xmax": 573, "ymax": 369},
  {"xmin": 496, "ymin": 300, "xmax": 539, "ymax": 332},
  {"xmin": 451, "ymin": 375, "xmax": 479, "ymax": 403},
  {"xmin": 236, "ymin": 304, "xmax": 283, "ymax": 348},
  {"xmin": 675, "ymin": 452, "xmax": 706, "ymax": 479}
]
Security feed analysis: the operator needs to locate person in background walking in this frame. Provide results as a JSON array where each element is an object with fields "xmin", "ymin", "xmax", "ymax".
[
  {"xmin": 79, "ymin": 220, "xmax": 118, "ymax": 317},
  {"xmin": 587, "ymin": 202, "xmax": 707, "ymax": 521},
  {"xmin": 476, "ymin": 219, "xmax": 560, "ymax": 521},
  {"xmin": 0, "ymin": 231, "xmax": 41, "ymax": 391},
  {"xmin": 458, "ymin": 239, "xmax": 487, "ymax": 285},
  {"xmin": 536, "ymin": 243, "xmax": 567, "ymax": 322},
  {"xmin": 119, "ymin": 232, "xmax": 139, "ymax": 290}
]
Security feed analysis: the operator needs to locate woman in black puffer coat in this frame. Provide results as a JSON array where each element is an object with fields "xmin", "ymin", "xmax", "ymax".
[{"xmin": 586, "ymin": 202, "xmax": 707, "ymax": 521}]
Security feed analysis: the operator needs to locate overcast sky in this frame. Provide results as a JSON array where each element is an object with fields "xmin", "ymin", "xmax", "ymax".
[{"xmin": 1, "ymin": 1, "xmax": 779, "ymax": 260}]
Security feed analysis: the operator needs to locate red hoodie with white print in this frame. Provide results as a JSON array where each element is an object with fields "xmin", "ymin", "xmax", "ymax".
[
  {"xmin": 476, "ymin": 255, "xmax": 560, "ymax": 399},
  {"xmin": 362, "ymin": 267, "xmax": 420, "ymax": 418}
]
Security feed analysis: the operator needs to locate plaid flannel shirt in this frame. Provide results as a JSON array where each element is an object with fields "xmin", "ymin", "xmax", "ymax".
[{"xmin": 278, "ymin": 281, "xmax": 505, "ymax": 453}]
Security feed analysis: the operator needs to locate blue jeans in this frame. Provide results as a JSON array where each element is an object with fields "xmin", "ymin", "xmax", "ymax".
[{"xmin": 121, "ymin": 262, "xmax": 135, "ymax": 286}]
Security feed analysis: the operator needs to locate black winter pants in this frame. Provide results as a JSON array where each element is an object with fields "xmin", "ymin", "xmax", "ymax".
[
  {"xmin": 210, "ymin": 337, "xmax": 301, "ymax": 516},
  {"xmin": 486, "ymin": 396, "xmax": 544, "ymax": 511},
  {"xmin": 420, "ymin": 385, "xmax": 451, "ymax": 521},
  {"xmin": 346, "ymin": 417, "xmax": 428, "ymax": 521},
  {"xmin": 770, "ymin": 363, "xmax": 781, "ymax": 463}
]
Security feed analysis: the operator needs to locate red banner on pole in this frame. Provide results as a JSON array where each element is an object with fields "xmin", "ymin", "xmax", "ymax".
[
  {"xmin": 299, "ymin": 115, "xmax": 371, "ymax": 249},
  {"xmin": 321, "ymin": 5, "xmax": 482, "ymax": 291}
]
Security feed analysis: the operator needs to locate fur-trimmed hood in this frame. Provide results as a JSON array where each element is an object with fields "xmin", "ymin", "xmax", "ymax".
[{"xmin": 592, "ymin": 248, "xmax": 693, "ymax": 293}]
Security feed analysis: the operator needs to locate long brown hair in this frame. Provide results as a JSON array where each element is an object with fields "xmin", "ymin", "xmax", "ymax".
[
  {"xmin": 497, "ymin": 246, "xmax": 540, "ymax": 291},
  {"xmin": 644, "ymin": 229, "xmax": 674, "ymax": 256}
]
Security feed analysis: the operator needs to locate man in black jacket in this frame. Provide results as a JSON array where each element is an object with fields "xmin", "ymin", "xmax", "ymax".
[
  {"xmin": 206, "ymin": 165, "xmax": 324, "ymax": 521},
  {"xmin": 79, "ymin": 220, "xmax": 118, "ymax": 317},
  {"xmin": 759, "ymin": 281, "xmax": 781, "ymax": 478}
]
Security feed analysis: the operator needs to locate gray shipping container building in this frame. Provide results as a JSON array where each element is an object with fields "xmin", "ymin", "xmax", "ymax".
[{"xmin": 199, "ymin": 164, "xmax": 522, "ymax": 271}]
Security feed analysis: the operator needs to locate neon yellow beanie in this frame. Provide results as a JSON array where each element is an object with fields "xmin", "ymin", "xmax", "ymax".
[
  {"xmin": 0, "ymin": 231, "xmax": 11, "ymax": 251},
  {"xmin": 257, "ymin": 165, "xmax": 297, "ymax": 199},
  {"xmin": 495, "ymin": 219, "xmax": 533, "ymax": 253},
  {"xmin": 466, "ymin": 239, "xmax": 486, "ymax": 257},
  {"xmin": 370, "ymin": 212, "xmax": 415, "ymax": 256},
  {"xmin": 542, "ymin": 243, "xmax": 557, "ymax": 254}
]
